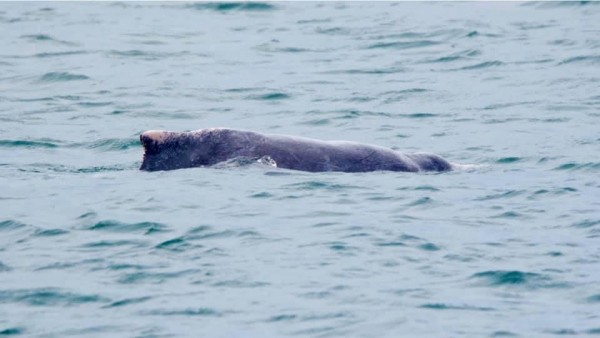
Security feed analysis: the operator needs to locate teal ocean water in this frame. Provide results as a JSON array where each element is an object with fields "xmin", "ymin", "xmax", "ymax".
[{"xmin": 1, "ymin": 2, "xmax": 599, "ymax": 337}]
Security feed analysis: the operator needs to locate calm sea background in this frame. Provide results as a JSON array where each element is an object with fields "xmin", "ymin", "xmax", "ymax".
[{"xmin": 1, "ymin": 2, "xmax": 599, "ymax": 337}]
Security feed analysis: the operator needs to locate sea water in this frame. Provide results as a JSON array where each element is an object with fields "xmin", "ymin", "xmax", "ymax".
[{"xmin": 0, "ymin": 2, "xmax": 599, "ymax": 337}]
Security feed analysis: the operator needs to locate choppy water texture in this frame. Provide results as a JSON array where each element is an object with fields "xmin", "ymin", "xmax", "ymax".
[{"xmin": 1, "ymin": 2, "xmax": 599, "ymax": 337}]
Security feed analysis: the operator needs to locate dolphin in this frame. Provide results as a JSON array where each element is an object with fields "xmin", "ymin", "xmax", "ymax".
[{"xmin": 139, "ymin": 128, "xmax": 452, "ymax": 173}]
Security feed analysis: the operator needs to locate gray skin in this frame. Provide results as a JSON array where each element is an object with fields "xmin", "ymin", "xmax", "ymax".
[{"xmin": 139, "ymin": 128, "xmax": 453, "ymax": 173}]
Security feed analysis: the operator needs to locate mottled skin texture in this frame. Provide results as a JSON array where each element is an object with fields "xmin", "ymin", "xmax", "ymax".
[{"xmin": 139, "ymin": 128, "xmax": 452, "ymax": 173}]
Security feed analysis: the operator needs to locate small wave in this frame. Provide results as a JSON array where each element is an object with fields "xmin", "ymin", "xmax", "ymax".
[
  {"xmin": 496, "ymin": 157, "xmax": 522, "ymax": 164},
  {"xmin": 86, "ymin": 220, "xmax": 168, "ymax": 234},
  {"xmin": 267, "ymin": 314, "xmax": 297, "ymax": 322},
  {"xmin": 532, "ymin": 1, "xmax": 600, "ymax": 8},
  {"xmin": 247, "ymin": 92, "xmax": 290, "ymax": 100},
  {"xmin": 212, "ymin": 280, "xmax": 269, "ymax": 288},
  {"xmin": 406, "ymin": 196, "xmax": 434, "ymax": 207},
  {"xmin": 13, "ymin": 163, "xmax": 139, "ymax": 174},
  {"xmin": 383, "ymin": 88, "xmax": 429, "ymax": 95},
  {"xmin": 250, "ymin": 192, "xmax": 274, "ymax": 198},
  {"xmin": 367, "ymin": 40, "xmax": 439, "ymax": 50},
  {"xmin": 454, "ymin": 61, "xmax": 504, "ymax": 71},
  {"xmin": 211, "ymin": 156, "xmax": 277, "ymax": 169},
  {"xmin": 256, "ymin": 155, "xmax": 277, "ymax": 167},
  {"xmin": 300, "ymin": 118, "xmax": 330, "ymax": 126},
  {"xmin": 315, "ymin": 27, "xmax": 350, "ymax": 35},
  {"xmin": 284, "ymin": 181, "xmax": 363, "ymax": 191},
  {"xmin": 529, "ymin": 187, "xmax": 576, "ymax": 199},
  {"xmin": 0, "ymin": 328, "xmax": 25, "ymax": 336},
  {"xmin": 21, "ymin": 34, "xmax": 53, "ymax": 41},
  {"xmin": 155, "ymin": 237, "xmax": 192, "ymax": 252},
  {"xmin": 475, "ymin": 190, "xmax": 525, "ymax": 201},
  {"xmin": 419, "ymin": 243, "xmax": 440, "ymax": 251},
  {"xmin": 80, "ymin": 138, "xmax": 141, "ymax": 151},
  {"xmin": 426, "ymin": 49, "xmax": 481, "ymax": 63},
  {"xmin": 108, "ymin": 49, "xmax": 189, "ymax": 60},
  {"xmin": 34, "ymin": 51, "xmax": 86, "ymax": 58},
  {"xmin": 21, "ymin": 34, "xmax": 75, "ymax": 46},
  {"xmin": 397, "ymin": 185, "xmax": 439, "ymax": 192},
  {"xmin": 365, "ymin": 29, "xmax": 466, "ymax": 41},
  {"xmin": 82, "ymin": 240, "xmax": 146, "ymax": 248},
  {"xmin": 142, "ymin": 308, "xmax": 222, "ymax": 317},
  {"xmin": 77, "ymin": 165, "xmax": 135, "ymax": 173},
  {"xmin": 587, "ymin": 294, "xmax": 600, "ymax": 303},
  {"xmin": 39, "ymin": 72, "xmax": 89, "ymax": 82},
  {"xmin": 255, "ymin": 44, "xmax": 312, "ymax": 53},
  {"xmin": 187, "ymin": 2, "xmax": 276, "ymax": 12},
  {"xmin": 297, "ymin": 18, "xmax": 331, "ymax": 24},
  {"xmin": 558, "ymin": 55, "xmax": 600, "ymax": 65},
  {"xmin": 419, "ymin": 303, "xmax": 494, "ymax": 311},
  {"xmin": 0, "ymin": 220, "xmax": 27, "ymax": 231},
  {"xmin": 470, "ymin": 270, "xmax": 563, "ymax": 288},
  {"xmin": 553, "ymin": 162, "xmax": 600, "ymax": 171},
  {"xmin": 33, "ymin": 228, "xmax": 69, "ymax": 237},
  {"xmin": 571, "ymin": 219, "xmax": 600, "ymax": 228},
  {"xmin": 103, "ymin": 296, "xmax": 152, "ymax": 308},
  {"xmin": 0, "ymin": 139, "xmax": 59, "ymax": 149},
  {"xmin": 323, "ymin": 66, "xmax": 405, "ymax": 75},
  {"xmin": 491, "ymin": 211, "xmax": 525, "ymax": 219},
  {"xmin": 185, "ymin": 227, "xmax": 239, "ymax": 240},
  {"xmin": 0, "ymin": 288, "xmax": 107, "ymax": 306},
  {"xmin": 0, "ymin": 261, "xmax": 11, "ymax": 272},
  {"xmin": 375, "ymin": 241, "xmax": 407, "ymax": 247},
  {"xmin": 410, "ymin": 112, "xmax": 439, "ymax": 118},
  {"xmin": 117, "ymin": 269, "xmax": 201, "ymax": 284},
  {"xmin": 490, "ymin": 331, "xmax": 518, "ymax": 337},
  {"xmin": 77, "ymin": 101, "xmax": 112, "ymax": 108},
  {"xmin": 484, "ymin": 101, "xmax": 538, "ymax": 110},
  {"xmin": 224, "ymin": 87, "xmax": 261, "ymax": 93}
]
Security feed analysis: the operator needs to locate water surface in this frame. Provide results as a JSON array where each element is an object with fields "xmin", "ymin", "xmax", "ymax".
[{"xmin": 0, "ymin": 2, "xmax": 599, "ymax": 337}]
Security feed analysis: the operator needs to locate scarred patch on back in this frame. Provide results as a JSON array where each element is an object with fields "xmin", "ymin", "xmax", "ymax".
[
  {"xmin": 141, "ymin": 130, "xmax": 170, "ymax": 143},
  {"xmin": 140, "ymin": 130, "xmax": 172, "ymax": 156}
]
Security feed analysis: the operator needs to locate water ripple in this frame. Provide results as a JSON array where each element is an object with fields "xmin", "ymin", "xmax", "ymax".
[
  {"xmin": 117, "ymin": 269, "xmax": 202, "ymax": 284},
  {"xmin": 470, "ymin": 270, "xmax": 566, "ymax": 288},
  {"xmin": 0, "ymin": 328, "xmax": 25, "ymax": 336},
  {"xmin": 0, "ymin": 139, "xmax": 59, "ymax": 149},
  {"xmin": 187, "ymin": 2, "xmax": 276, "ymax": 12},
  {"xmin": 39, "ymin": 72, "xmax": 89, "ymax": 82},
  {"xmin": 571, "ymin": 219, "xmax": 600, "ymax": 228},
  {"xmin": 103, "ymin": 296, "xmax": 152, "ymax": 308},
  {"xmin": 475, "ymin": 190, "xmax": 525, "ymax": 201},
  {"xmin": 284, "ymin": 181, "xmax": 364, "ymax": 191},
  {"xmin": 0, "ymin": 220, "xmax": 27, "ymax": 231},
  {"xmin": 247, "ymin": 92, "xmax": 291, "ymax": 100},
  {"xmin": 419, "ymin": 303, "xmax": 495, "ymax": 311},
  {"xmin": 34, "ymin": 51, "xmax": 87, "ymax": 58},
  {"xmin": 553, "ymin": 162, "xmax": 600, "ymax": 171},
  {"xmin": 142, "ymin": 308, "xmax": 223, "ymax": 316},
  {"xmin": 496, "ymin": 157, "xmax": 522, "ymax": 164},
  {"xmin": 0, "ymin": 262, "xmax": 11, "ymax": 272},
  {"xmin": 322, "ymin": 66, "xmax": 405, "ymax": 75},
  {"xmin": 155, "ymin": 237, "xmax": 196, "ymax": 252},
  {"xmin": 558, "ymin": 55, "xmax": 600, "ymax": 65},
  {"xmin": 108, "ymin": 50, "xmax": 190, "ymax": 60},
  {"xmin": 367, "ymin": 40, "xmax": 439, "ymax": 50},
  {"xmin": 85, "ymin": 220, "xmax": 168, "ymax": 234},
  {"xmin": 454, "ymin": 61, "xmax": 504, "ymax": 71},
  {"xmin": 429, "ymin": 49, "xmax": 483, "ymax": 63},
  {"xmin": 76, "ymin": 138, "xmax": 141, "ymax": 151},
  {"xmin": 0, "ymin": 288, "xmax": 108, "ymax": 306}
]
